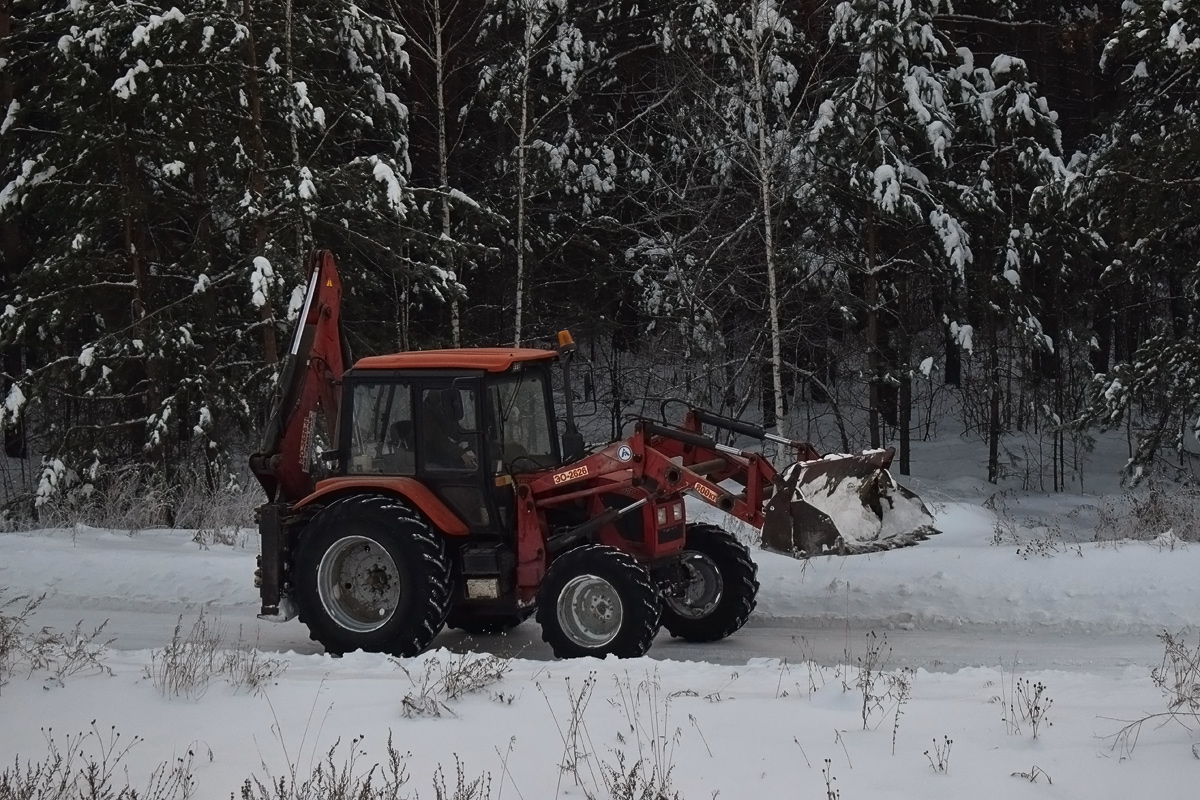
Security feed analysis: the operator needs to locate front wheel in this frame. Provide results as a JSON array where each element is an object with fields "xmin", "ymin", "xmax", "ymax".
[
  {"xmin": 659, "ymin": 523, "xmax": 758, "ymax": 642},
  {"xmin": 293, "ymin": 494, "xmax": 452, "ymax": 656},
  {"xmin": 536, "ymin": 545, "xmax": 661, "ymax": 659}
]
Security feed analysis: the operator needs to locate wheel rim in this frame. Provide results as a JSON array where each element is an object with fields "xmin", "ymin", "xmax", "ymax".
[
  {"xmin": 556, "ymin": 574, "xmax": 624, "ymax": 648},
  {"xmin": 664, "ymin": 552, "xmax": 723, "ymax": 619},
  {"xmin": 317, "ymin": 535, "xmax": 401, "ymax": 633}
]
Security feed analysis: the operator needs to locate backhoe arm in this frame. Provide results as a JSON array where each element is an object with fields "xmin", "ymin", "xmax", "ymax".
[{"xmin": 250, "ymin": 249, "xmax": 349, "ymax": 504}]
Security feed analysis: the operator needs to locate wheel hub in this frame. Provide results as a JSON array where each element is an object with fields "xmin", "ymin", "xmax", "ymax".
[
  {"xmin": 664, "ymin": 552, "xmax": 722, "ymax": 619},
  {"xmin": 317, "ymin": 536, "xmax": 401, "ymax": 633},
  {"xmin": 557, "ymin": 573, "xmax": 624, "ymax": 648}
]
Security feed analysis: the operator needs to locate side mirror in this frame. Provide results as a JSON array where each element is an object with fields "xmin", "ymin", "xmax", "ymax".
[{"xmin": 562, "ymin": 429, "xmax": 585, "ymax": 462}]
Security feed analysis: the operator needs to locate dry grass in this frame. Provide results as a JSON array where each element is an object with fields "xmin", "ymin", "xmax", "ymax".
[
  {"xmin": 536, "ymin": 669, "xmax": 683, "ymax": 800},
  {"xmin": 1104, "ymin": 629, "xmax": 1200, "ymax": 757},
  {"xmin": 239, "ymin": 733, "xmax": 411, "ymax": 800},
  {"xmin": 0, "ymin": 591, "xmax": 113, "ymax": 695},
  {"xmin": 4, "ymin": 466, "xmax": 257, "ymax": 538},
  {"xmin": 396, "ymin": 652, "xmax": 512, "ymax": 718},
  {"xmin": 0, "ymin": 722, "xmax": 196, "ymax": 800},
  {"xmin": 147, "ymin": 610, "xmax": 285, "ymax": 700}
]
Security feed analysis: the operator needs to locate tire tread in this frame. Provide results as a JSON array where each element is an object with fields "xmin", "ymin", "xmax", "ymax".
[
  {"xmin": 293, "ymin": 494, "xmax": 452, "ymax": 657},
  {"xmin": 661, "ymin": 523, "xmax": 758, "ymax": 642},
  {"xmin": 536, "ymin": 544, "xmax": 661, "ymax": 659}
]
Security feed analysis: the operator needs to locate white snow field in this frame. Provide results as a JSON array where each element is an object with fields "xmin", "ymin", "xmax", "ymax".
[{"xmin": 4, "ymin": 456, "xmax": 1200, "ymax": 798}]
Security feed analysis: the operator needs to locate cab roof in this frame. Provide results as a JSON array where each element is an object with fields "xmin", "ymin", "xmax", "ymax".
[{"xmin": 353, "ymin": 347, "xmax": 558, "ymax": 373}]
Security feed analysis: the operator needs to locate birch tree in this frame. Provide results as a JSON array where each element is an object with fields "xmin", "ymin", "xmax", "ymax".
[
  {"xmin": 652, "ymin": 0, "xmax": 819, "ymax": 435},
  {"xmin": 479, "ymin": 0, "xmax": 608, "ymax": 345},
  {"xmin": 391, "ymin": 0, "xmax": 492, "ymax": 346}
]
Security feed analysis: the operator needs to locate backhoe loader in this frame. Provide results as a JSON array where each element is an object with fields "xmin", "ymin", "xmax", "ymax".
[{"xmin": 250, "ymin": 250, "xmax": 937, "ymax": 659}]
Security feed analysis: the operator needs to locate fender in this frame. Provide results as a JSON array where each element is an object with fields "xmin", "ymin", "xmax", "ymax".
[{"xmin": 299, "ymin": 476, "xmax": 470, "ymax": 537}]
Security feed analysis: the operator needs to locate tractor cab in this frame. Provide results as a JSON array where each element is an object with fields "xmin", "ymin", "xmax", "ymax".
[{"xmin": 335, "ymin": 347, "xmax": 563, "ymax": 534}]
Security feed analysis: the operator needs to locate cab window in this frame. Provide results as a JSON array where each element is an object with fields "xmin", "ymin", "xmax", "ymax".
[{"xmin": 347, "ymin": 381, "xmax": 415, "ymax": 475}]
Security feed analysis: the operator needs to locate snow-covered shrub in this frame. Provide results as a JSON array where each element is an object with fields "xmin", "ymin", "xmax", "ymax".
[
  {"xmin": 12, "ymin": 462, "xmax": 257, "ymax": 536},
  {"xmin": 1095, "ymin": 481, "xmax": 1200, "ymax": 544},
  {"xmin": 24, "ymin": 464, "xmax": 175, "ymax": 532}
]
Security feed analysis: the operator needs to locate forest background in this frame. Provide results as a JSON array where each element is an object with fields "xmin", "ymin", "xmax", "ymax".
[{"xmin": 1, "ymin": 0, "xmax": 1197, "ymax": 521}]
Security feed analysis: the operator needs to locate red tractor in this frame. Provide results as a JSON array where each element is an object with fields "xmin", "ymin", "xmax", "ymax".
[{"xmin": 250, "ymin": 251, "xmax": 936, "ymax": 659}]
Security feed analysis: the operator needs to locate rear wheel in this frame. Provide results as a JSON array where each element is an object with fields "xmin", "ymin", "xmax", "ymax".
[
  {"xmin": 659, "ymin": 523, "xmax": 758, "ymax": 642},
  {"xmin": 536, "ymin": 545, "xmax": 661, "ymax": 659},
  {"xmin": 293, "ymin": 495, "xmax": 452, "ymax": 656}
]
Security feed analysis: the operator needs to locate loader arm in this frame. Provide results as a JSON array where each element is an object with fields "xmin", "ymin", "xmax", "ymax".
[
  {"xmin": 518, "ymin": 417, "xmax": 782, "ymax": 548},
  {"xmin": 630, "ymin": 420, "xmax": 779, "ymax": 528},
  {"xmin": 523, "ymin": 401, "xmax": 938, "ymax": 568},
  {"xmin": 249, "ymin": 249, "xmax": 349, "ymax": 504}
]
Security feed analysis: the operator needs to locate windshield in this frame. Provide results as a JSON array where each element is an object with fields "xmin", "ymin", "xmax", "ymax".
[{"xmin": 485, "ymin": 370, "xmax": 555, "ymax": 472}]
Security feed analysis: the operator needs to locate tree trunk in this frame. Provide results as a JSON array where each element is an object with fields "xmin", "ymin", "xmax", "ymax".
[
  {"xmin": 285, "ymin": 0, "xmax": 309, "ymax": 264},
  {"xmin": 866, "ymin": 205, "xmax": 881, "ymax": 450},
  {"xmin": 190, "ymin": 106, "xmax": 219, "ymax": 388},
  {"xmin": 750, "ymin": 33, "xmax": 786, "ymax": 436},
  {"xmin": 944, "ymin": 322, "xmax": 961, "ymax": 386},
  {"xmin": 987, "ymin": 312, "xmax": 1001, "ymax": 483},
  {"xmin": 898, "ymin": 273, "xmax": 911, "ymax": 475},
  {"xmin": 1091, "ymin": 302, "xmax": 1111, "ymax": 375},
  {"xmin": 116, "ymin": 140, "xmax": 161, "ymax": 460},
  {"xmin": 512, "ymin": 29, "xmax": 532, "ymax": 348},
  {"xmin": 433, "ymin": 0, "xmax": 459, "ymax": 347},
  {"xmin": 243, "ymin": 0, "xmax": 278, "ymax": 365}
]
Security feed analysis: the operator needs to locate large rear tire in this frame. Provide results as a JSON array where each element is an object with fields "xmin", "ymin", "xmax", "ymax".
[
  {"xmin": 293, "ymin": 495, "xmax": 452, "ymax": 656},
  {"xmin": 659, "ymin": 523, "xmax": 758, "ymax": 642},
  {"xmin": 536, "ymin": 545, "xmax": 661, "ymax": 659}
]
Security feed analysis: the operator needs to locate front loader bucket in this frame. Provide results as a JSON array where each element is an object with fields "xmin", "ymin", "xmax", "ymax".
[{"xmin": 762, "ymin": 448, "xmax": 939, "ymax": 557}]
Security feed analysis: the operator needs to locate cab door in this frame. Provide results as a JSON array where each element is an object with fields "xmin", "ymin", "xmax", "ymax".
[{"xmin": 415, "ymin": 380, "xmax": 496, "ymax": 534}]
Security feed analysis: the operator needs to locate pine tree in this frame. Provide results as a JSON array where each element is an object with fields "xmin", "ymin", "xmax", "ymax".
[
  {"xmin": 951, "ymin": 51, "xmax": 1087, "ymax": 485},
  {"xmin": 0, "ymin": 1, "xmax": 436, "ymax": 505},
  {"xmin": 1081, "ymin": 0, "xmax": 1200, "ymax": 479},
  {"xmin": 811, "ymin": 0, "xmax": 974, "ymax": 467}
]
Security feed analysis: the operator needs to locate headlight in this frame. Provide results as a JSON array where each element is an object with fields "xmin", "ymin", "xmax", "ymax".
[{"xmin": 656, "ymin": 507, "xmax": 667, "ymax": 526}]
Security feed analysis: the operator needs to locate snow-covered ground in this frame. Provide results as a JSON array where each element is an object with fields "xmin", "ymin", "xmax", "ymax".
[{"xmin": 3, "ymin": 472, "xmax": 1200, "ymax": 797}]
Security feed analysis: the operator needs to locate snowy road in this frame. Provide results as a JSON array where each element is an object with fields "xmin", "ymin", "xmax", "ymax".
[
  {"xmin": 7, "ymin": 495, "xmax": 1196, "ymax": 676},
  {"xmin": 26, "ymin": 600, "xmax": 1167, "ymax": 677}
]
